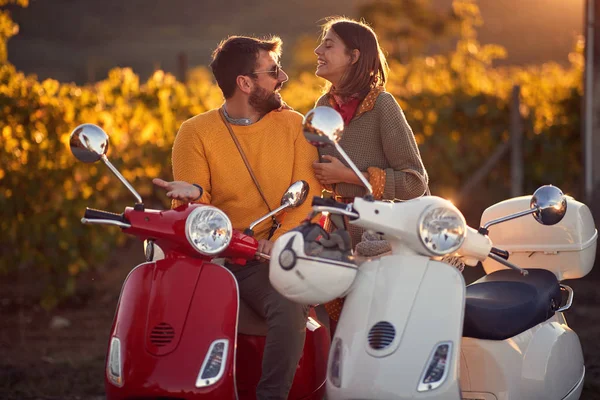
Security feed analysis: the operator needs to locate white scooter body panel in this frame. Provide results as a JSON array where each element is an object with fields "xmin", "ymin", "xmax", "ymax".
[
  {"xmin": 327, "ymin": 255, "xmax": 465, "ymax": 400},
  {"xmin": 460, "ymin": 313, "xmax": 584, "ymax": 400}
]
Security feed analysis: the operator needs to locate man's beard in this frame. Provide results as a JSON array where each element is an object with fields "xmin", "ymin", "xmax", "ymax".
[{"xmin": 249, "ymin": 85, "xmax": 283, "ymax": 116}]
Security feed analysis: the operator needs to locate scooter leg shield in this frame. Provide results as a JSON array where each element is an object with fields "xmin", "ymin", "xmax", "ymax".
[
  {"xmin": 105, "ymin": 259, "xmax": 239, "ymax": 400},
  {"xmin": 327, "ymin": 256, "xmax": 465, "ymax": 400}
]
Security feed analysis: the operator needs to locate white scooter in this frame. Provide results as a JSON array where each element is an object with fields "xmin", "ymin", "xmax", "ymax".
[{"xmin": 269, "ymin": 106, "xmax": 598, "ymax": 400}]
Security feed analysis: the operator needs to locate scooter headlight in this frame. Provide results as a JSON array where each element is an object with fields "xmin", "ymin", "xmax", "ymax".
[
  {"xmin": 418, "ymin": 206, "xmax": 466, "ymax": 256},
  {"xmin": 185, "ymin": 206, "xmax": 232, "ymax": 256}
]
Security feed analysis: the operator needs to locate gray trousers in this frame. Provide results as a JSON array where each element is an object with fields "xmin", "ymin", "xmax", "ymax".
[{"xmin": 229, "ymin": 261, "xmax": 308, "ymax": 400}]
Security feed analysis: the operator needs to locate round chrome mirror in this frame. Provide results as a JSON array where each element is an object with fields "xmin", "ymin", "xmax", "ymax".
[
  {"xmin": 69, "ymin": 123, "xmax": 109, "ymax": 163},
  {"xmin": 530, "ymin": 185, "xmax": 567, "ymax": 225},
  {"xmin": 303, "ymin": 106, "xmax": 344, "ymax": 147},
  {"xmin": 281, "ymin": 180, "xmax": 309, "ymax": 208},
  {"xmin": 248, "ymin": 181, "xmax": 310, "ymax": 233}
]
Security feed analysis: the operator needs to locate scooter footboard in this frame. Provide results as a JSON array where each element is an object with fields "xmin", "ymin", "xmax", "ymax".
[{"xmin": 328, "ymin": 256, "xmax": 465, "ymax": 400}]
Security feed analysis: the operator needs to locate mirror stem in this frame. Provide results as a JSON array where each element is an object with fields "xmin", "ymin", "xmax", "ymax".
[
  {"xmin": 101, "ymin": 155, "xmax": 144, "ymax": 206},
  {"xmin": 334, "ymin": 143, "xmax": 373, "ymax": 195},
  {"xmin": 248, "ymin": 203, "xmax": 290, "ymax": 231},
  {"xmin": 482, "ymin": 208, "xmax": 537, "ymax": 231}
]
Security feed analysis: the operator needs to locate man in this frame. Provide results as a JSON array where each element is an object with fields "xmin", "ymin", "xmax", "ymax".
[{"xmin": 153, "ymin": 36, "xmax": 322, "ymax": 400}]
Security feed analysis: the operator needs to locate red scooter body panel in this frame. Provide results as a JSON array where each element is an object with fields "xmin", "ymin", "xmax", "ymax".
[
  {"xmin": 235, "ymin": 309, "xmax": 330, "ymax": 400},
  {"xmin": 105, "ymin": 257, "xmax": 239, "ymax": 399},
  {"xmin": 145, "ymin": 258, "xmax": 203, "ymax": 356}
]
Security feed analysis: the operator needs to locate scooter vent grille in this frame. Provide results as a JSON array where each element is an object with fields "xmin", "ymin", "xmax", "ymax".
[
  {"xmin": 150, "ymin": 322, "xmax": 175, "ymax": 347},
  {"xmin": 368, "ymin": 321, "xmax": 396, "ymax": 350}
]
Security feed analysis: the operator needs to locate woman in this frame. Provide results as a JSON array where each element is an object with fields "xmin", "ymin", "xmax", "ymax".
[{"xmin": 312, "ymin": 17, "xmax": 429, "ymax": 322}]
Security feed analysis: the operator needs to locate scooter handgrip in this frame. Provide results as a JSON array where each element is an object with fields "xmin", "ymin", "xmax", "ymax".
[
  {"xmin": 311, "ymin": 196, "xmax": 349, "ymax": 209},
  {"xmin": 490, "ymin": 246, "xmax": 510, "ymax": 260},
  {"xmin": 84, "ymin": 208, "xmax": 126, "ymax": 222}
]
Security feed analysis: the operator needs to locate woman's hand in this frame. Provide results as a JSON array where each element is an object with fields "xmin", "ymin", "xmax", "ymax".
[
  {"xmin": 312, "ymin": 155, "xmax": 352, "ymax": 185},
  {"xmin": 152, "ymin": 178, "xmax": 202, "ymax": 203}
]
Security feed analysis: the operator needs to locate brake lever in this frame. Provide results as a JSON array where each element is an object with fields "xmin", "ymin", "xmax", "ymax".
[
  {"xmin": 488, "ymin": 253, "xmax": 528, "ymax": 276},
  {"xmin": 255, "ymin": 252, "xmax": 271, "ymax": 261}
]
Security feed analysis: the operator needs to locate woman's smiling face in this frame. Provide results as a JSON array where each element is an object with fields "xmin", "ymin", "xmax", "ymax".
[{"xmin": 314, "ymin": 28, "xmax": 352, "ymax": 87}]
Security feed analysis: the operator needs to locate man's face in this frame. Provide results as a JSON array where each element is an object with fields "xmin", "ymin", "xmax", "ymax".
[{"xmin": 248, "ymin": 50, "xmax": 289, "ymax": 115}]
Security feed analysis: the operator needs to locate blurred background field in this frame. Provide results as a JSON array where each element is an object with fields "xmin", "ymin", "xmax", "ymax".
[{"xmin": 1, "ymin": 0, "xmax": 599, "ymax": 398}]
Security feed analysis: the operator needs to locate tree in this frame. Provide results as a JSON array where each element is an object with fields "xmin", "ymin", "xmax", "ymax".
[
  {"xmin": 359, "ymin": 0, "xmax": 464, "ymax": 62},
  {"xmin": 0, "ymin": 0, "xmax": 27, "ymax": 62}
]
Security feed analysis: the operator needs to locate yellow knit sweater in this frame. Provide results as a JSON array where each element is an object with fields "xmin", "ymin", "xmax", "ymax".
[{"xmin": 171, "ymin": 108, "xmax": 322, "ymax": 241}]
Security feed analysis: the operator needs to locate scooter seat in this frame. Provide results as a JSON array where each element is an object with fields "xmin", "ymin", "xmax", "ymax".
[{"xmin": 463, "ymin": 269, "xmax": 561, "ymax": 340}]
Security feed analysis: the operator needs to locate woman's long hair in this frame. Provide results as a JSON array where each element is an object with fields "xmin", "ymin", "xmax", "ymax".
[{"xmin": 321, "ymin": 17, "xmax": 389, "ymax": 99}]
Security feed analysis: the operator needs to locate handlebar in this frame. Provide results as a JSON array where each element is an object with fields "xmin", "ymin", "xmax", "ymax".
[
  {"xmin": 311, "ymin": 197, "xmax": 349, "ymax": 209},
  {"xmin": 488, "ymin": 253, "xmax": 528, "ymax": 276},
  {"xmin": 81, "ymin": 208, "xmax": 131, "ymax": 228},
  {"xmin": 490, "ymin": 247, "xmax": 509, "ymax": 260},
  {"xmin": 311, "ymin": 197, "xmax": 359, "ymax": 219},
  {"xmin": 256, "ymin": 252, "xmax": 271, "ymax": 260},
  {"xmin": 84, "ymin": 208, "xmax": 127, "ymax": 222}
]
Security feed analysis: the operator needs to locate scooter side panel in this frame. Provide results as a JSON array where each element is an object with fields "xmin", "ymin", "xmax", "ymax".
[
  {"xmin": 236, "ymin": 316, "xmax": 330, "ymax": 400},
  {"xmin": 106, "ymin": 259, "xmax": 239, "ymax": 400},
  {"xmin": 328, "ymin": 256, "xmax": 465, "ymax": 400},
  {"xmin": 461, "ymin": 313, "xmax": 585, "ymax": 400},
  {"xmin": 289, "ymin": 310, "xmax": 330, "ymax": 400}
]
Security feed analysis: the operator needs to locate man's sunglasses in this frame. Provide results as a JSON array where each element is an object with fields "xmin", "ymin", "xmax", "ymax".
[{"xmin": 250, "ymin": 64, "xmax": 282, "ymax": 79}]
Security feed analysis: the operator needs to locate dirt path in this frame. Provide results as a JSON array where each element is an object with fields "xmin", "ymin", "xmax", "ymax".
[{"xmin": 0, "ymin": 240, "xmax": 143, "ymax": 399}]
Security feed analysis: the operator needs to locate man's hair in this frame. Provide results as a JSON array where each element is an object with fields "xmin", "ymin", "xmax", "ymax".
[
  {"xmin": 210, "ymin": 35, "xmax": 282, "ymax": 99},
  {"xmin": 321, "ymin": 17, "xmax": 388, "ymax": 99}
]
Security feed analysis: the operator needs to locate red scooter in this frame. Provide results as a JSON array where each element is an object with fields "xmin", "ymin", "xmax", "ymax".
[{"xmin": 69, "ymin": 124, "xmax": 330, "ymax": 399}]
